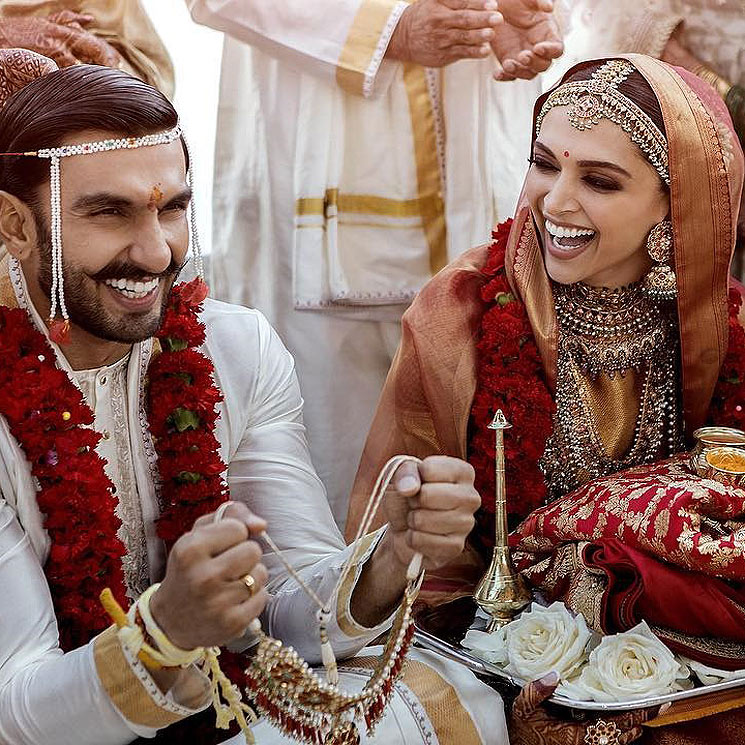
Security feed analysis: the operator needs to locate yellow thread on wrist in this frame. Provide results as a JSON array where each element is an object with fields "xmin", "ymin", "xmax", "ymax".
[
  {"xmin": 100, "ymin": 585, "xmax": 257, "ymax": 742},
  {"xmin": 100, "ymin": 588, "xmax": 163, "ymax": 670}
]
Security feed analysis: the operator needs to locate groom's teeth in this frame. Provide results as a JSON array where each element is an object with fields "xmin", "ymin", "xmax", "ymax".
[{"xmin": 103, "ymin": 277, "xmax": 159, "ymax": 299}]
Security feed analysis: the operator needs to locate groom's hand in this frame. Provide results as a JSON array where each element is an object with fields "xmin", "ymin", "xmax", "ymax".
[
  {"xmin": 384, "ymin": 455, "xmax": 481, "ymax": 570},
  {"xmin": 151, "ymin": 503, "xmax": 269, "ymax": 650}
]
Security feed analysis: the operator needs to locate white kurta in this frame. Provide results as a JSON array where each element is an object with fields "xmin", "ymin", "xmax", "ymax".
[{"xmin": 0, "ymin": 257, "xmax": 506, "ymax": 744}]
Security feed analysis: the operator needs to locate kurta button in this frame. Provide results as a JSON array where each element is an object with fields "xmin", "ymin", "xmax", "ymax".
[
  {"xmin": 102, "ymin": 430, "xmax": 110, "ymax": 440},
  {"xmin": 100, "ymin": 375, "xmax": 108, "ymax": 385}
]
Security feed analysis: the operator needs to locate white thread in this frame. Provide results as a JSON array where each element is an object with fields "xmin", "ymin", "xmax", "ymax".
[{"xmin": 259, "ymin": 455, "xmax": 424, "ymax": 615}]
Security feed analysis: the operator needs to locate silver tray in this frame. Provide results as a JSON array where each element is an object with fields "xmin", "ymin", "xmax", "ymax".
[{"xmin": 413, "ymin": 624, "xmax": 745, "ymax": 712}]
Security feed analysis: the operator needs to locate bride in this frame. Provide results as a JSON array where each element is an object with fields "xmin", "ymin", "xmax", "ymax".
[{"xmin": 347, "ymin": 54, "xmax": 745, "ymax": 744}]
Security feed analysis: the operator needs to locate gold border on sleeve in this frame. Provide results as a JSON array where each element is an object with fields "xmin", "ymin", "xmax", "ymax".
[{"xmin": 337, "ymin": 0, "xmax": 401, "ymax": 96}]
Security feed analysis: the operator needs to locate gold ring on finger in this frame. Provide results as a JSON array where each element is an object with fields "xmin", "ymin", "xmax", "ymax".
[{"xmin": 243, "ymin": 573, "xmax": 257, "ymax": 596}]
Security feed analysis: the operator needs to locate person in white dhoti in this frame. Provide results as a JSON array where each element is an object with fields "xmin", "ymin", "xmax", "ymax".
[
  {"xmin": 186, "ymin": 0, "xmax": 565, "ymax": 527},
  {"xmin": 0, "ymin": 53, "xmax": 506, "ymax": 745}
]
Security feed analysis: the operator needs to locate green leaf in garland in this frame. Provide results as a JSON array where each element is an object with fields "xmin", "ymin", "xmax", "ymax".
[
  {"xmin": 170, "ymin": 407, "xmax": 201, "ymax": 432},
  {"xmin": 496, "ymin": 292, "xmax": 514, "ymax": 307},
  {"xmin": 176, "ymin": 471, "xmax": 203, "ymax": 484},
  {"xmin": 163, "ymin": 336, "xmax": 188, "ymax": 352}
]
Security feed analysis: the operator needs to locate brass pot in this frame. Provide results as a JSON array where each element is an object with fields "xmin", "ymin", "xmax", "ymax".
[
  {"xmin": 698, "ymin": 446, "xmax": 745, "ymax": 488},
  {"xmin": 690, "ymin": 426, "xmax": 745, "ymax": 473}
]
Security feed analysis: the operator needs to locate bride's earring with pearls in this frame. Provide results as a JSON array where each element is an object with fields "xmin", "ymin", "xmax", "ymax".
[{"xmin": 642, "ymin": 220, "xmax": 677, "ymax": 301}]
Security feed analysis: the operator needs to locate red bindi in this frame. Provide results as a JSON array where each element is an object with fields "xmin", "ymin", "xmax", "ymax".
[{"xmin": 563, "ymin": 150, "xmax": 570, "ymax": 158}]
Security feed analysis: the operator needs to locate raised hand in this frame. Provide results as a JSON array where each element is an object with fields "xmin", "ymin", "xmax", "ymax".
[
  {"xmin": 384, "ymin": 455, "xmax": 481, "ymax": 571},
  {"xmin": 490, "ymin": 0, "xmax": 563, "ymax": 81},
  {"xmin": 386, "ymin": 0, "xmax": 503, "ymax": 67},
  {"xmin": 150, "ymin": 502, "xmax": 269, "ymax": 650},
  {"xmin": 510, "ymin": 673, "xmax": 666, "ymax": 745},
  {"xmin": 0, "ymin": 11, "xmax": 121, "ymax": 68}
]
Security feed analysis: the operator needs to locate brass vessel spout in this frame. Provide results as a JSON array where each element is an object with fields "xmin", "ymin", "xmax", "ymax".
[{"xmin": 473, "ymin": 410, "xmax": 531, "ymax": 632}]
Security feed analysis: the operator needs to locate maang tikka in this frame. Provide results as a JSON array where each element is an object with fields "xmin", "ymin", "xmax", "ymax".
[{"xmin": 642, "ymin": 220, "xmax": 677, "ymax": 300}]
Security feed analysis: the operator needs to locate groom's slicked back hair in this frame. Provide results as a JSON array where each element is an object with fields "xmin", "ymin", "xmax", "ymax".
[{"xmin": 0, "ymin": 64, "xmax": 181, "ymax": 208}]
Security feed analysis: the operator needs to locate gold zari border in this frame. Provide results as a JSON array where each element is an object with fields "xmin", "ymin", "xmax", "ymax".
[
  {"xmin": 94, "ymin": 625, "xmax": 186, "ymax": 730},
  {"xmin": 343, "ymin": 656, "xmax": 482, "ymax": 743},
  {"xmin": 295, "ymin": 189, "xmax": 439, "ymax": 220},
  {"xmin": 336, "ymin": 531, "xmax": 381, "ymax": 637},
  {"xmin": 402, "ymin": 63, "xmax": 447, "ymax": 275},
  {"xmin": 336, "ymin": 0, "xmax": 401, "ymax": 96}
]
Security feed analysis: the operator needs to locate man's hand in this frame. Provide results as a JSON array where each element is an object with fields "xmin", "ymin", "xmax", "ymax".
[
  {"xmin": 490, "ymin": 0, "xmax": 563, "ymax": 80},
  {"xmin": 385, "ymin": 455, "xmax": 481, "ymax": 571},
  {"xmin": 150, "ymin": 502, "xmax": 269, "ymax": 650},
  {"xmin": 0, "ymin": 11, "xmax": 121, "ymax": 68},
  {"xmin": 386, "ymin": 0, "xmax": 503, "ymax": 68},
  {"xmin": 510, "ymin": 673, "xmax": 665, "ymax": 745}
]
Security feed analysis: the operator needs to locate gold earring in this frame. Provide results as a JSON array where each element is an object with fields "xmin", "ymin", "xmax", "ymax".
[{"xmin": 643, "ymin": 220, "xmax": 676, "ymax": 300}]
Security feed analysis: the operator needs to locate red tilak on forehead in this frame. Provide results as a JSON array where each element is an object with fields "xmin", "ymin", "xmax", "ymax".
[{"xmin": 563, "ymin": 151, "xmax": 570, "ymax": 158}]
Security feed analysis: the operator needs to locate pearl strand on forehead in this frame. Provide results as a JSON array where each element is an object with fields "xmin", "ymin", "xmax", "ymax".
[
  {"xmin": 182, "ymin": 136, "xmax": 203, "ymax": 281},
  {"xmin": 20, "ymin": 124, "xmax": 204, "ymax": 341}
]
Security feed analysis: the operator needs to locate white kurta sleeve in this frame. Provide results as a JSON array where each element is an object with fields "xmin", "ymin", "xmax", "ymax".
[
  {"xmin": 186, "ymin": 0, "xmax": 407, "ymax": 97},
  {"xmin": 0, "ymin": 499, "xmax": 208, "ymax": 744},
  {"xmin": 225, "ymin": 313, "xmax": 395, "ymax": 663}
]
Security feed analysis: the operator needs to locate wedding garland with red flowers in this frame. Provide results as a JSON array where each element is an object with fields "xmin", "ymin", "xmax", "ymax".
[
  {"xmin": 466, "ymin": 221, "xmax": 745, "ymax": 552},
  {"xmin": 0, "ymin": 304, "xmax": 126, "ymax": 649},
  {"xmin": 467, "ymin": 219, "xmax": 554, "ymax": 550},
  {"xmin": 0, "ymin": 278, "xmax": 230, "ymax": 655}
]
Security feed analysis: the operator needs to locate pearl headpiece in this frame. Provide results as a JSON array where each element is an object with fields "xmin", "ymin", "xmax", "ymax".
[
  {"xmin": 5, "ymin": 124, "xmax": 203, "ymax": 342},
  {"xmin": 535, "ymin": 60, "xmax": 670, "ymax": 185}
]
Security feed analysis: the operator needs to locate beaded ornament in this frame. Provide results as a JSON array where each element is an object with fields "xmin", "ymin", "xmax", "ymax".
[
  {"xmin": 3, "ymin": 124, "xmax": 204, "ymax": 343},
  {"xmin": 535, "ymin": 60, "xmax": 670, "ymax": 185}
]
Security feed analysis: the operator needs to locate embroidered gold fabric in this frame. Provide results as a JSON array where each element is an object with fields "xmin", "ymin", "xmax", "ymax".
[{"xmin": 540, "ymin": 281, "xmax": 683, "ymax": 499}]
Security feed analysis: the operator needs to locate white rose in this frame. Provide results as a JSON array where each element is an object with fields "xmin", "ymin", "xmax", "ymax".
[
  {"xmin": 462, "ymin": 628, "xmax": 509, "ymax": 665},
  {"xmin": 683, "ymin": 658, "xmax": 745, "ymax": 686},
  {"xmin": 558, "ymin": 621, "xmax": 690, "ymax": 703},
  {"xmin": 472, "ymin": 601, "xmax": 591, "ymax": 682}
]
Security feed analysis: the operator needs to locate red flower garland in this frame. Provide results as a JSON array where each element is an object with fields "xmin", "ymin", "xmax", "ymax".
[
  {"xmin": 467, "ymin": 221, "xmax": 745, "ymax": 550},
  {"xmin": 148, "ymin": 281, "xmax": 229, "ymax": 547},
  {"xmin": 467, "ymin": 219, "xmax": 555, "ymax": 546},
  {"xmin": 0, "ymin": 306, "xmax": 126, "ymax": 649},
  {"xmin": 0, "ymin": 278, "xmax": 230, "ymax": 654}
]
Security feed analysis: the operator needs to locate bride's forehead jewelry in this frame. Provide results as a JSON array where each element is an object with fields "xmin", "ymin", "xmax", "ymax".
[
  {"xmin": 535, "ymin": 60, "xmax": 670, "ymax": 186},
  {"xmin": 0, "ymin": 124, "xmax": 205, "ymax": 344}
]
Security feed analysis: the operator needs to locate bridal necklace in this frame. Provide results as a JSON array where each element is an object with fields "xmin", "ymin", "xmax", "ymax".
[{"xmin": 540, "ymin": 281, "xmax": 683, "ymax": 499}]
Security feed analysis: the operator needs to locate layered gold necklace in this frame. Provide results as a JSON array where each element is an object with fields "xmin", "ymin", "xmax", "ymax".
[{"xmin": 540, "ymin": 281, "xmax": 683, "ymax": 499}]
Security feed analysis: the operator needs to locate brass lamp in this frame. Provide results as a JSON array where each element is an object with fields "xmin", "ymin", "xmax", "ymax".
[{"xmin": 473, "ymin": 410, "xmax": 531, "ymax": 632}]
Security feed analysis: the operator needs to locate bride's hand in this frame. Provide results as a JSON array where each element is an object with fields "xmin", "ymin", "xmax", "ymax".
[{"xmin": 509, "ymin": 673, "xmax": 667, "ymax": 745}]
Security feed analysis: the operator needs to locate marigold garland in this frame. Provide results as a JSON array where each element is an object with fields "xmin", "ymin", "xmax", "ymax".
[
  {"xmin": 467, "ymin": 219, "xmax": 555, "ymax": 551},
  {"xmin": 467, "ymin": 221, "xmax": 745, "ymax": 552}
]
